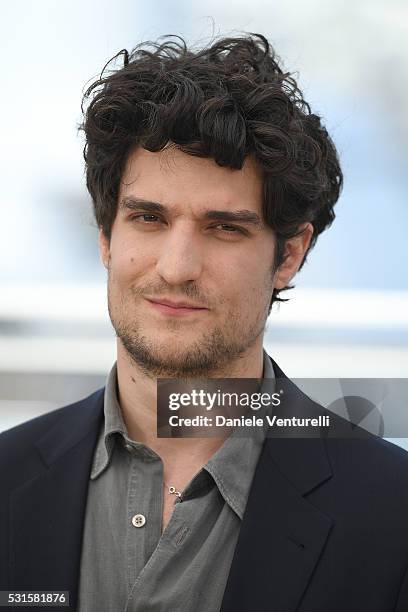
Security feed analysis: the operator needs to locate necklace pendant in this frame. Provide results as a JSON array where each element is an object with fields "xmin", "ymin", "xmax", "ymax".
[{"xmin": 168, "ymin": 486, "xmax": 182, "ymax": 497}]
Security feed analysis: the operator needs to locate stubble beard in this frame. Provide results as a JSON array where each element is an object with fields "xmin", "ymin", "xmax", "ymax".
[{"xmin": 107, "ymin": 283, "xmax": 270, "ymax": 380}]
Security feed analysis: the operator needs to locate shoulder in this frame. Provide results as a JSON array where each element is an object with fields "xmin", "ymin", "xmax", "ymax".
[
  {"xmin": 0, "ymin": 388, "xmax": 104, "ymax": 462},
  {"xmin": 324, "ymin": 434, "xmax": 408, "ymax": 487},
  {"xmin": 270, "ymin": 354, "xmax": 408, "ymax": 478}
]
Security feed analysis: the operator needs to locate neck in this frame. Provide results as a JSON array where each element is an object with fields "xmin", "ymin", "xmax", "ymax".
[{"xmin": 115, "ymin": 339, "xmax": 265, "ymax": 465}]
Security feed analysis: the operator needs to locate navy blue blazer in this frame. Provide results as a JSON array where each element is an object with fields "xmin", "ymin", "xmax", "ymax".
[{"xmin": 1, "ymin": 357, "xmax": 408, "ymax": 611}]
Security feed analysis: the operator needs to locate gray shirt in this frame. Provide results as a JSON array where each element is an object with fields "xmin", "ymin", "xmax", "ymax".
[{"xmin": 77, "ymin": 350, "xmax": 275, "ymax": 612}]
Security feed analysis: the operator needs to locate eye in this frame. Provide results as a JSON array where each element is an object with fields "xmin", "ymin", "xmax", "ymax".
[
  {"xmin": 130, "ymin": 213, "xmax": 161, "ymax": 223},
  {"xmin": 214, "ymin": 224, "xmax": 246, "ymax": 235}
]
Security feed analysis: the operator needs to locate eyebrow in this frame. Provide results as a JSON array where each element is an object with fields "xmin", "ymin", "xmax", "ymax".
[{"xmin": 119, "ymin": 196, "xmax": 263, "ymax": 228}]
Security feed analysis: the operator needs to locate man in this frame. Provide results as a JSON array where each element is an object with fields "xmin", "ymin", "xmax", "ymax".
[{"xmin": 1, "ymin": 33, "xmax": 408, "ymax": 612}]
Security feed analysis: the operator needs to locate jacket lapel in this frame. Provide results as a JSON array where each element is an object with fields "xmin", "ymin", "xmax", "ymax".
[
  {"xmin": 9, "ymin": 389, "xmax": 104, "ymax": 610},
  {"xmin": 220, "ymin": 357, "xmax": 334, "ymax": 612}
]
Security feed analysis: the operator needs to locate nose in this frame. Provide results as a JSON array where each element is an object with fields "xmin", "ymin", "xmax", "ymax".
[{"xmin": 155, "ymin": 222, "xmax": 203, "ymax": 285}]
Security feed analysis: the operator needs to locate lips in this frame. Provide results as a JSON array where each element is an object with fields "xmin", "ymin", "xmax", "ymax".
[
  {"xmin": 146, "ymin": 297, "xmax": 208, "ymax": 316},
  {"xmin": 147, "ymin": 298, "xmax": 207, "ymax": 309}
]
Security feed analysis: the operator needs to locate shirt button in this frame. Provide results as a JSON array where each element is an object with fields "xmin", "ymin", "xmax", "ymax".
[{"xmin": 132, "ymin": 514, "xmax": 146, "ymax": 528}]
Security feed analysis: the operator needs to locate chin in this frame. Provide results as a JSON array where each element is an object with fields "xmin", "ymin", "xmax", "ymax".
[{"xmin": 150, "ymin": 345, "xmax": 199, "ymax": 363}]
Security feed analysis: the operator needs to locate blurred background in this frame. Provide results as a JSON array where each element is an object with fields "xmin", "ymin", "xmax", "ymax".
[{"xmin": 1, "ymin": 0, "xmax": 407, "ymax": 446}]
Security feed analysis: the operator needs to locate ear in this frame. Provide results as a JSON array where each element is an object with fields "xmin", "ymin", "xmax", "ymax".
[
  {"xmin": 273, "ymin": 222, "xmax": 314, "ymax": 290},
  {"xmin": 98, "ymin": 228, "xmax": 111, "ymax": 269}
]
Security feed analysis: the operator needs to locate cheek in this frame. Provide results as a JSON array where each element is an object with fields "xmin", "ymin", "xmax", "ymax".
[
  {"xmin": 110, "ymin": 241, "xmax": 154, "ymax": 281},
  {"xmin": 216, "ymin": 270, "xmax": 270, "ymax": 317},
  {"xmin": 221, "ymin": 254, "xmax": 273, "ymax": 293}
]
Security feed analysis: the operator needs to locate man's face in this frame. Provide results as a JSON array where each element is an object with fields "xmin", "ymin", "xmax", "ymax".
[{"xmin": 99, "ymin": 146, "xmax": 300, "ymax": 378}]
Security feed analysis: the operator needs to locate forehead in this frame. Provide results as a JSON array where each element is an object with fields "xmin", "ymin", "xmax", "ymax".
[{"xmin": 119, "ymin": 146, "xmax": 264, "ymax": 214}]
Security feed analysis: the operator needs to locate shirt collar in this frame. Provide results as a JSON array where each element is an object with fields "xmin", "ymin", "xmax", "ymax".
[
  {"xmin": 90, "ymin": 363, "xmax": 158, "ymax": 480},
  {"xmin": 203, "ymin": 348, "xmax": 275, "ymax": 519},
  {"xmin": 91, "ymin": 348, "xmax": 275, "ymax": 517}
]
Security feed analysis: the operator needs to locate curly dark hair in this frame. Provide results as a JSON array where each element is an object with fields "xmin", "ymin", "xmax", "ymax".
[{"xmin": 80, "ymin": 33, "xmax": 343, "ymax": 312}]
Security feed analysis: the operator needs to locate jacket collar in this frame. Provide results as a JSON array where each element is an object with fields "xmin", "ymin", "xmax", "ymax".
[{"xmin": 266, "ymin": 357, "xmax": 333, "ymax": 495}]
